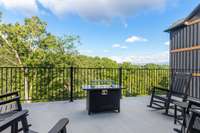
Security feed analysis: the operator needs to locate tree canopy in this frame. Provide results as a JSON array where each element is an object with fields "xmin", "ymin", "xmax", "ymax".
[{"xmin": 0, "ymin": 16, "xmax": 80, "ymax": 67}]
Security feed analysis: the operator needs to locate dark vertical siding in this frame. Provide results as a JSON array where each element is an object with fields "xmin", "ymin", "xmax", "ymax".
[
  {"xmin": 194, "ymin": 24, "xmax": 197, "ymax": 46},
  {"xmin": 198, "ymin": 49, "xmax": 200, "ymax": 98},
  {"xmin": 186, "ymin": 26, "xmax": 190, "ymax": 47},
  {"xmin": 170, "ymin": 22, "xmax": 200, "ymax": 99},
  {"xmin": 183, "ymin": 27, "xmax": 187, "ymax": 48}
]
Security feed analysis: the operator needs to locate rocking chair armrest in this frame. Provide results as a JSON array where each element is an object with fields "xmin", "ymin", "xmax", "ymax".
[
  {"xmin": 153, "ymin": 86, "xmax": 169, "ymax": 92},
  {"xmin": 0, "ymin": 91, "xmax": 19, "ymax": 99},
  {"xmin": 48, "ymin": 118, "xmax": 69, "ymax": 133}
]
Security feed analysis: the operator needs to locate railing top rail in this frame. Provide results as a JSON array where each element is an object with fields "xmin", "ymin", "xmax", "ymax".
[
  {"xmin": 1, "ymin": 67, "xmax": 200, "ymax": 72},
  {"xmin": 0, "ymin": 67, "xmax": 71, "ymax": 68},
  {"xmin": 0, "ymin": 67, "xmax": 172, "ymax": 70}
]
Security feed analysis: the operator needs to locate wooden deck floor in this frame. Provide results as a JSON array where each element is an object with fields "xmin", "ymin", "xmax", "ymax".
[{"xmin": 22, "ymin": 96, "xmax": 179, "ymax": 133}]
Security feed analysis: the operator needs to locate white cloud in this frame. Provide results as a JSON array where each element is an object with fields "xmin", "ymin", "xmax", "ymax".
[
  {"xmin": 0, "ymin": 0, "xmax": 166, "ymax": 22},
  {"xmin": 109, "ymin": 51, "xmax": 169, "ymax": 64},
  {"xmin": 112, "ymin": 44, "xmax": 121, "ymax": 48},
  {"xmin": 0, "ymin": 0, "xmax": 38, "ymax": 15},
  {"xmin": 40, "ymin": 0, "xmax": 166, "ymax": 22},
  {"xmin": 38, "ymin": 0, "xmax": 166, "ymax": 22},
  {"xmin": 165, "ymin": 41, "xmax": 170, "ymax": 46},
  {"xmin": 125, "ymin": 36, "xmax": 148, "ymax": 43},
  {"xmin": 112, "ymin": 44, "xmax": 128, "ymax": 49}
]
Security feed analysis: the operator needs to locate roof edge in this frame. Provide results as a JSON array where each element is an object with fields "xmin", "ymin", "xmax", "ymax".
[{"xmin": 165, "ymin": 3, "xmax": 200, "ymax": 32}]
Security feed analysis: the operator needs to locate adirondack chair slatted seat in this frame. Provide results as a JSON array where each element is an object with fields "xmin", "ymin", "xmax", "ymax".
[{"xmin": 148, "ymin": 72, "xmax": 192, "ymax": 114}]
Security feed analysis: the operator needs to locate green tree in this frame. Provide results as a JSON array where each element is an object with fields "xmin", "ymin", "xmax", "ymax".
[
  {"xmin": 0, "ymin": 16, "xmax": 80, "ymax": 101},
  {"xmin": 0, "ymin": 16, "xmax": 80, "ymax": 67}
]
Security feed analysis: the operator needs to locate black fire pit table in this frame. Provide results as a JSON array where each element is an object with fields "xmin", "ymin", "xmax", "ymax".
[{"xmin": 82, "ymin": 80, "xmax": 122, "ymax": 115}]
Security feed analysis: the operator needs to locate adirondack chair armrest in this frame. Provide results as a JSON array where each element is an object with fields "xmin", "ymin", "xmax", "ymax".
[
  {"xmin": 0, "ymin": 91, "xmax": 19, "ymax": 99},
  {"xmin": 190, "ymin": 108, "xmax": 200, "ymax": 117},
  {"xmin": 188, "ymin": 99, "xmax": 200, "ymax": 106},
  {"xmin": 186, "ymin": 99, "xmax": 200, "ymax": 112},
  {"xmin": 153, "ymin": 86, "xmax": 169, "ymax": 92},
  {"xmin": 48, "ymin": 118, "xmax": 69, "ymax": 133},
  {"xmin": 0, "ymin": 96, "xmax": 20, "ymax": 106}
]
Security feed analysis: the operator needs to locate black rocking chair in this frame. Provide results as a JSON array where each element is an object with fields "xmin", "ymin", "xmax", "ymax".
[{"xmin": 148, "ymin": 72, "xmax": 192, "ymax": 114}]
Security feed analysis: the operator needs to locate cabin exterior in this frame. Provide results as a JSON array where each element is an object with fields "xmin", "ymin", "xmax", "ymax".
[{"xmin": 165, "ymin": 4, "xmax": 200, "ymax": 99}]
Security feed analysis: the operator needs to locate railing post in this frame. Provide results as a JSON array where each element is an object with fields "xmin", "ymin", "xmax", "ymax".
[
  {"xmin": 24, "ymin": 67, "xmax": 30, "ymax": 103},
  {"xmin": 118, "ymin": 67, "xmax": 123, "ymax": 98},
  {"xmin": 70, "ymin": 66, "xmax": 74, "ymax": 102}
]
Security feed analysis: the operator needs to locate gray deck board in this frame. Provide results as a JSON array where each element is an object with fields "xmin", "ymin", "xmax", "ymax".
[{"xmin": 22, "ymin": 96, "xmax": 179, "ymax": 133}]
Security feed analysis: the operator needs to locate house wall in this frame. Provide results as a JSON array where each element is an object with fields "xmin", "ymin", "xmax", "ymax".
[{"xmin": 170, "ymin": 22, "xmax": 200, "ymax": 99}]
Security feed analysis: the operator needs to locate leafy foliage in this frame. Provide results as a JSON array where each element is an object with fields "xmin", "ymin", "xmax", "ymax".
[{"xmin": 0, "ymin": 16, "xmax": 80, "ymax": 67}]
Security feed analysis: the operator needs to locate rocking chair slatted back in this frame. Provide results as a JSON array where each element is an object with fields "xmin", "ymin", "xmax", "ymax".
[{"xmin": 170, "ymin": 72, "xmax": 192, "ymax": 100}]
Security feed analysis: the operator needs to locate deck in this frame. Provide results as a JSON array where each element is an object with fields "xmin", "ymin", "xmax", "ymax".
[{"xmin": 22, "ymin": 96, "xmax": 179, "ymax": 133}]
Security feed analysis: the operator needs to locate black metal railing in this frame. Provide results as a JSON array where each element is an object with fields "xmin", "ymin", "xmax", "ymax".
[
  {"xmin": 0, "ymin": 67, "xmax": 71, "ymax": 101},
  {"xmin": 0, "ymin": 67, "xmax": 199, "ymax": 102}
]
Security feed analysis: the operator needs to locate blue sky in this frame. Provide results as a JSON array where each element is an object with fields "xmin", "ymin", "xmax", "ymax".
[{"xmin": 0, "ymin": 0, "xmax": 199, "ymax": 64}]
